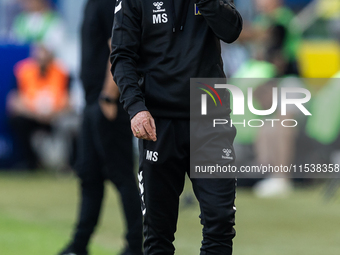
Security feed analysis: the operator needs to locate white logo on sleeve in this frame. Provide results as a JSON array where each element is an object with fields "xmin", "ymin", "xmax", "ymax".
[
  {"xmin": 146, "ymin": 150, "xmax": 158, "ymax": 162},
  {"xmin": 152, "ymin": 2, "xmax": 168, "ymax": 24},
  {"xmin": 115, "ymin": 1, "xmax": 122, "ymax": 14}
]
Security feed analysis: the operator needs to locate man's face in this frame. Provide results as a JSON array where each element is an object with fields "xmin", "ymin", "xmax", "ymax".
[{"xmin": 32, "ymin": 45, "xmax": 53, "ymax": 66}]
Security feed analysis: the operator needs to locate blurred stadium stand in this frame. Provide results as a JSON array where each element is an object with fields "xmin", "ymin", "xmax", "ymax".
[
  {"xmin": 0, "ymin": 44, "xmax": 29, "ymax": 168},
  {"xmin": 284, "ymin": 0, "xmax": 312, "ymax": 11},
  {"xmin": 1, "ymin": 0, "xmax": 340, "ymax": 176},
  {"xmin": 0, "ymin": 0, "xmax": 85, "ymax": 169}
]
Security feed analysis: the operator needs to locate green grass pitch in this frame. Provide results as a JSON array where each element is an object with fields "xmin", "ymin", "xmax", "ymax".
[{"xmin": 0, "ymin": 172, "xmax": 339, "ymax": 255}]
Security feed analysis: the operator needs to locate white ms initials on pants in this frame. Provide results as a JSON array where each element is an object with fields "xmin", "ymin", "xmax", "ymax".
[{"xmin": 146, "ymin": 150, "xmax": 158, "ymax": 162}]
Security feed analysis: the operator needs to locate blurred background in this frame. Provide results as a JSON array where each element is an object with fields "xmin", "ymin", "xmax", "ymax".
[{"xmin": 0, "ymin": 0, "xmax": 339, "ymax": 254}]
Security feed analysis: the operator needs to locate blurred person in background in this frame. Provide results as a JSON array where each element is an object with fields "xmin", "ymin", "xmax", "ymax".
[
  {"xmin": 228, "ymin": 0, "xmax": 304, "ymax": 192},
  {"xmin": 11, "ymin": 0, "xmax": 65, "ymax": 55},
  {"xmin": 251, "ymin": 77, "xmax": 306, "ymax": 197},
  {"xmin": 231, "ymin": 49, "xmax": 304, "ymax": 196},
  {"xmin": 58, "ymin": 0, "xmax": 143, "ymax": 255},
  {"xmin": 240, "ymin": 0, "xmax": 301, "ymax": 75},
  {"xmin": 7, "ymin": 43, "xmax": 70, "ymax": 169}
]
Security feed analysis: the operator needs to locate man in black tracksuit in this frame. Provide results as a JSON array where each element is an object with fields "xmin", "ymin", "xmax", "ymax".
[
  {"xmin": 59, "ymin": 0, "xmax": 143, "ymax": 255},
  {"xmin": 111, "ymin": 0, "xmax": 242, "ymax": 254}
]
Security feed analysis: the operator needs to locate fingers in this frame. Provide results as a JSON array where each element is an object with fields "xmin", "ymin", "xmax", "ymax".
[
  {"xmin": 142, "ymin": 117, "xmax": 157, "ymax": 141},
  {"xmin": 134, "ymin": 125, "xmax": 152, "ymax": 140},
  {"xmin": 131, "ymin": 111, "xmax": 157, "ymax": 141},
  {"xmin": 150, "ymin": 116, "xmax": 156, "ymax": 133},
  {"xmin": 132, "ymin": 125, "xmax": 144, "ymax": 139},
  {"xmin": 131, "ymin": 127, "xmax": 137, "ymax": 137},
  {"xmin": 137, "ymin": 123, "xmax": 149, "ymax": 140}
]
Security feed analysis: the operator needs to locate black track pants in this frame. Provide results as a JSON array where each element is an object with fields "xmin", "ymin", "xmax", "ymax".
[
  {"xmin": 138, "ymin": 118, "xmax": 236, "ymax": 255},
  {"xmin": 72, "ymin": 103, "xmax": 143, "ymax": 254}
]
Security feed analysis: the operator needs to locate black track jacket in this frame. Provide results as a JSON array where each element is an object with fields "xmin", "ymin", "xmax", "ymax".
[{"xmin": 110, "ymin": 0, "xmax": 243, "ymax": 119}]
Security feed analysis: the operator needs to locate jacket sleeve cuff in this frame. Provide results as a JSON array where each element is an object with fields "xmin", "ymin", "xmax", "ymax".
[{"xmin": 127, "ymin": 100, "xmax": 149, "ymax": 120}]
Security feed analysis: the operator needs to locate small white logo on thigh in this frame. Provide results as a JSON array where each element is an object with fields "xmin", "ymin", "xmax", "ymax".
[{"xmin": 222, "ymin": 149, "xmax": 233, "ymax": 160}]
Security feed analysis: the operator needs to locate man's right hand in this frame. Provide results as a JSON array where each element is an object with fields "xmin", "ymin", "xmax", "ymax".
[{"xmin": 131, "ymin": 111, "xmax": 157, "ymax": 141}]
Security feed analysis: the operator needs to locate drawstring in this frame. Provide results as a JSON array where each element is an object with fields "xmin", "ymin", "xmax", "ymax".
[
  {"xmin": 170, "ymin": 0, "xmax": 176, "ymax": 32},
  {"xmin": 180, "ymin": 0, "xmax": 190, "ymax": 31},
  {"xmin": 170, "ymin": 0, "xmax": 190, "ymax": 32}
]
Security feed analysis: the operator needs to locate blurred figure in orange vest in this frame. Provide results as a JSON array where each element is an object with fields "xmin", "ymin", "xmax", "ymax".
[{"xmin": 7, "ymin": 44, "xmax": 69, "ymax": 169}]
